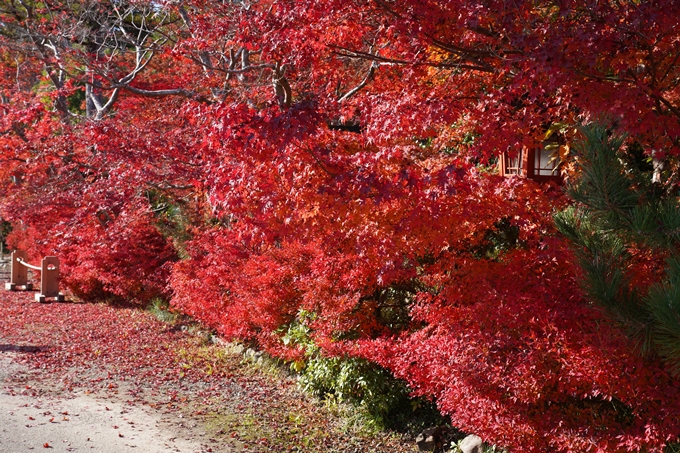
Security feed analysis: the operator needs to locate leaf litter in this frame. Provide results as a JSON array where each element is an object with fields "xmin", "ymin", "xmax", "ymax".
[{"xmin": 0, "ymin": 291, "xmax": 414, "ymax": 452}]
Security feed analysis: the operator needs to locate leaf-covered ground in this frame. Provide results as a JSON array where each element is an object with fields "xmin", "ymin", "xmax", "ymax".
[{"xmin": 0, "ymin": 288, "xmax": 414, "ymax": 453}]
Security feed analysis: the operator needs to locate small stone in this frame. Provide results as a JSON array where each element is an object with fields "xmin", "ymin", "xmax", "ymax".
[
  {"xmin": 416, "ymin": 426, "xmax": 449, "ymax": 452},
  {"xmin": 459, "ymin": 434, "xmax": 483, "ymax": 453}
]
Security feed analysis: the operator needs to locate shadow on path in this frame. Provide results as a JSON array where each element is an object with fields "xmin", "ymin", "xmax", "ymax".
[{"xmin": 0, "ymin": 344, "xmax": 46, "ymax": 353}]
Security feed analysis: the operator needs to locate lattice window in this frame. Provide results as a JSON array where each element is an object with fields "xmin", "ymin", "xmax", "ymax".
[
  {"xmin": 533, "ymin": 141, "xmax": 560, "ymax": 177},
  {"xmin": 503, "ymin": 149, "xmax": 524, "ymax": 175}
]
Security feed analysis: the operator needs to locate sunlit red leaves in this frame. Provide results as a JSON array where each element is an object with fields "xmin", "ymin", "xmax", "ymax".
[
  {"xmin": 1, "ymin": 1, "xmax": 680, "ymax": 452},
  {"xmin": 359, "ymin": 246, "xmax": 680, "ymax": 453}
]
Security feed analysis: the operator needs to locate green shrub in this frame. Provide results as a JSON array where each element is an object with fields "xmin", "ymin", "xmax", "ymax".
[
  {"xmin": 282, "ymin": 312, "xmax": 444, "ymax": 432},
  {"xmin": 147, "ymin": 297, "xmax": 180, "ymax": 324}
]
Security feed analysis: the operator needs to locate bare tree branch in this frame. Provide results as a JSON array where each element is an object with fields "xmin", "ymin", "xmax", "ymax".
[
  {"xmin": 339, "ymin": 62, "xmax": 377, "ymax": 102},
  {"xmin": 329, "ymin": 45, "xmax": 494, "ymax": 73}
]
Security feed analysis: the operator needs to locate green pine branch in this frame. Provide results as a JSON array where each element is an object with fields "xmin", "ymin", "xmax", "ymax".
[{"xmin": 555, "ymin": 122, "xmax": 680, "ymax": 377}]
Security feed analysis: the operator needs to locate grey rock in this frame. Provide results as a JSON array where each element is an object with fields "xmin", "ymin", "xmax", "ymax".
[
  {"xmin": 416, "ymin": 426, "xmax": 450, "ymax": 452},
  {"xmin": 459, "ymin": 434, "xmax": 483, "ymax": 453}
]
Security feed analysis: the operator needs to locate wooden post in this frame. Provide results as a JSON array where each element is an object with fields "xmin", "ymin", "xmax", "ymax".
[
  {"xmin": 35, "ymin": 256, "xmax": 64, "ymax": 303},
  {"xmin": 5, "ymin": 250, "xmax": 33, "ymax": 291}
]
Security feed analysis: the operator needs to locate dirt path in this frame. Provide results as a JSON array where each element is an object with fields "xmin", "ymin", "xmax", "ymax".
[
  {"xmin": 0, "ymin": 286, "xmax": 414, "ymax": 453},
  {"xmin": 1, "ymin": 354, "xmax": 211, "ymax": 452}
]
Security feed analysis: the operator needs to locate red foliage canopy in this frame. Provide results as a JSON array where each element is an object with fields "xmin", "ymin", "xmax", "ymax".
[{"xmin": 1, "ymin": 1, "xmax": 680, "ymax": 451}]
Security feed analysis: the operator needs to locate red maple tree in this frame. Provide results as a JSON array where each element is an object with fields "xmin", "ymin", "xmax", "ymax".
[{"xmin": 1, "ymin": 1, "xmax": 680, "ymax": 451}]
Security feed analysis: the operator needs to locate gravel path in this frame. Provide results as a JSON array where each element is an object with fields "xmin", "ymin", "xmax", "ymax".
[
  {"xmin": 0, "ymin": 258, "xmax": 209, "ymax": 452},
  {"xmin": 1, "ymin": 353, "xmax": 211, "ymax": 452}
]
